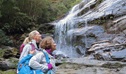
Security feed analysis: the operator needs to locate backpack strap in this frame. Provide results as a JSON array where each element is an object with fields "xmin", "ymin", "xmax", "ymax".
[
  {"xmin": 42, "ymin": 50, "xmax": 52, "ymax": 74},
  {"xmin": 20, "ymin": 44, "xmax": 25, "ymax": 53},
  {"xmin": 30, "ymin": 43, "xmax": 35, "ymax": 51},
  {"xmin": 41, "ymin": 50, "xmax": 54, "ymax": 74},
  {"xmin": 19, "ymin": 43, "xmax": 35, "ymax": 54},
  {"xmin": 42, "ymin": 50, "xmax": 50, "ymax": 64}
]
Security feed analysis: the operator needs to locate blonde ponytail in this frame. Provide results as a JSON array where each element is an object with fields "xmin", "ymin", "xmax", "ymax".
[{"xmin": 23, "ymin": 37, "xmax": 31, "ymax": 44}]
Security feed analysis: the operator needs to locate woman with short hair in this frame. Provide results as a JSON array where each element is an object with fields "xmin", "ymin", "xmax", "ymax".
[{"xmin": 29, "ymin": 36, "xmax": 56, "ymax": 74}]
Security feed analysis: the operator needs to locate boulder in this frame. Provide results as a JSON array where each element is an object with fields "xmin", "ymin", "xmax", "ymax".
[{"xmin": 110, "ymin": 49, "xmax": 126, "ymax": 59}]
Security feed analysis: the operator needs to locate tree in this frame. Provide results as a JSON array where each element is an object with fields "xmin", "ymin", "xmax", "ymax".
[
  {"xmin": 0, "ymin": 0, "xmax": 35, "ymax": 34},
  {"xmin": 0, "ymin": 0, "xmax": 3, "ymax": 17}
]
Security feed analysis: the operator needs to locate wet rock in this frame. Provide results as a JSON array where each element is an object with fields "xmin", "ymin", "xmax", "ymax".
[
  {"xmin": 62, "ymin": 58, "xmax": 106, "ymax": 66},
  {"xmin": 96, "ymin": 33, "xmax": 115, "ymax": 42},
  {"xmin": 112, "ymin": 36, "xmax": 126, "ymax": 44},
  {"xmin": 72, "ymin": 25, "xmax": 104, "ymax": 36},
  {"xmin": 102, "ymin": 62, "xmax": 124, "ymax": 68},
  {"xmin": 88, "ymin": 41, "xmax": 112, "ymax": 52},
  {"xmin": 0, "ymin": 61, "xmax": 9, "ymax": 70},
  {"xmin": 56, "ymin": 58, "xmax": 126, "ymax": 74},
  {"xmin": 92, "ymin": 52, "xmax": 112, "ymax": 61},
  {"xmin": 2, "ymin": 47, "xmax": 19, "ymax": 59},
  {"xmin": 53, "ymin": 50, "xmax": 69, "ymax": 59},
  {"xmin": 110, "ymin": 49, "xmax": 126, "ymax": 59},
  {"xmin": 54, "ymin": 0, "xmax": 126, "ymax": 59},
  {"xmin": 0, "ymin": 58, "xmax": 18, "ymax": 70},
  {"xmin": 3, "ymin": 50, "xmax": 13, "ymax": 59},
  {"xmin": 79, "ymin": 0, "xmax": 126, "ymax": 22},
  {"xmin": 67, "ymin": 25, "xmax": 105, "ymax": 56},
  {"xmin": 87, "ymin": 41, "xmax": 126, "ymax": 60},
  {"xmin": 107, "ymin": 15, "xmax": 126, "ymax": 33}
]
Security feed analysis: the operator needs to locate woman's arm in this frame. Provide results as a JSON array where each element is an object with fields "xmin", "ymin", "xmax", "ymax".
[
  {"xmin": 19, "ymin": 54, "xmax": 33, "ymax": 64},
  {"xmin": 29, "ymin": 52, "xmax": 48, "ymax": 72},
  {"xmin": 19, "ymin": 44, "xmax": 32, "ymax": 61}
]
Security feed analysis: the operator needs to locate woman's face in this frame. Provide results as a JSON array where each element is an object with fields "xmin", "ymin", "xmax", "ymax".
[
  {"xmin": 34, "ymin": 32, "xmax": 42, "ymax": 43},
  {"xmin": 51, "ymin": 39, "xmax": 56, "ymax": 51}
]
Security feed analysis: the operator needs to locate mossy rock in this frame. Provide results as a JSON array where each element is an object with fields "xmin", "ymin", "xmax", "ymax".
[
  {"xmin": 0, "ymin": 69, "xmax": 16, "ymax": 74},
  {"xmin": 0, "ymin": 46, "xmax": 19, "ymax": 58},
  {"xmin": 0, "ymin": 49, "xmax": 6, "ymax": 58},
  {"xmin": 102, "ymin": 62, "xmax": 123, "ymax": 68},
  {"xmin": 2, "ymin": 47, "xmax": 19, "ymax": 59},
  {"xmin": 7, "ymin": 58, "xmax": 19, "ymax": 69}
]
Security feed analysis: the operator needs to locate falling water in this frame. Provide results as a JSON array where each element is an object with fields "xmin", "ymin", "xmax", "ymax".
[
  {"xmin": 53, "ymin": 0, "xmax": 126, "ymax": 58},
  {"xmin": 54, "ymin": 0, "xmax": 93, "ymax": 57},
  {"xmin": 84, "ymin": 19, "xmax": 88, "ymax": 50},
  {"xmin": 54, "ymin": 13, "xmax": 78, "ymax": 57},
  {"xmin": 54, "ymin": 3, "xmax": 80, "ymax": 57}
]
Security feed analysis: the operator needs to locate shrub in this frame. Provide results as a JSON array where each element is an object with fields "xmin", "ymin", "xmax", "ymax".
[{"xmin": 0, "ymin": 29, "xmax": 13, "ymax": 46}]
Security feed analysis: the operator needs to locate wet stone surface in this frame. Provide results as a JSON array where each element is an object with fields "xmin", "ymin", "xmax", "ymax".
[
  {"xmin": 55, "ymin": 58, "xmax": 126, "ymax": 74},
  {"xmin": 56, "ymin": 63, "xmax": 126, "ymax": 74}
]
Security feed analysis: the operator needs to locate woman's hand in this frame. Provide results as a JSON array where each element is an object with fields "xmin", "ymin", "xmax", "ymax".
[
  {"xmin": 48, "ymin": 63, "xmax": 53, "ymax": 70},
  {"xmin": 30, "ymin": 50, "xmax": 35, "ymax": 54}
]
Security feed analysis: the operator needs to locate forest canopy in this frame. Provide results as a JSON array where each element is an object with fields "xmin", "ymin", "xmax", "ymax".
[{"xmin": 0, "ymin": 0, "xmax": 80, "ymax": 45}]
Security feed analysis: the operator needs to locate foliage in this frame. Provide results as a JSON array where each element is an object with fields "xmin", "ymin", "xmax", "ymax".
[
  {"xmin": 0, "ymin": 0, "xmax": 80, "ymax": 34},
  {"xmin": 17, "ymin": 0, "xmax": 50, "ymax": 20},
  {"xmin": 0, "ymin": 29, "xmax": 13, "ymax": 45},
  {"xmin": 0, "ymin": 48, "xmax": 5, "ymax": 58},
  {"xmin": 0, "ymin": 0, "xmax": 3, "ymax": 17},
  {"xmin": 0, "ymin": 0, "xmax": 80, "ymax": 46},
  {"xmin": 48, "ymin": 0, "xmax": 81, "ymax": 19},
  {"xmin": 0, "ymin": 0, "xmax": 35, "ymax": 34},
  {"xmin": 62, "ymin": 0, "xmax": 81, "ymax": 8}
]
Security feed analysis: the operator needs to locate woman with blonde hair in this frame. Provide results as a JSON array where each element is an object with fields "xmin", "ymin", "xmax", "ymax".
[
  {"xmin": 20, "ymin": 37, "xmax": 31, "ymax": 53},
  {"xmin": 17, "ymin": 30, "xmax": 42, "ymax": 74},
  {"xmin": 29, "ymin": 36, "xmax": 56, "ymax": 74},
  {"xmin": 19, "ymin": 30, "xmax": 42, "ymax": 61}
]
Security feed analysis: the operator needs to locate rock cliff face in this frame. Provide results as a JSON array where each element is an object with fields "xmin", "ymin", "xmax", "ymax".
[{"xmin": 54, "ymin": 0, "xmax": 126, "ymax": 60}]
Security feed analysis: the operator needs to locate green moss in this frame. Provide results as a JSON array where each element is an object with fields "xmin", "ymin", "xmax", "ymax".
[
  {"xmin": 0, "ymin": 49, "xmax": 6, "ymax": 58},
  {"xmin": 92, "ymin": 19, "xmax": 104, "ymax": 24},
  {"xmin": 102, "ymin": 62, "xmax": 123, "ymax": 68},
  {"xmin": 11, "ymin": 48, "xmax": 18, "ymax": 56},
  {"xmin": 0, "ymin": 69, "xmax": 16, "ymax": 74},
  {"xmin": 90, "ymin": 16, "xmax": 110, "ymax": 25}
]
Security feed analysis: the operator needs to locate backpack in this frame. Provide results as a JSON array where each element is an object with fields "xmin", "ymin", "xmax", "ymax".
[
  {"xmin": 17, "ymin": 54, "xmax": 34, "ymax": 74},
  {"xmin": 18, "ymin": 43, "xmax": 44, "ymax": 74},
  {"xmin": 20, "ymin": 43, "xmax": 35, "ymax": 54},
  {"xmin": 17, "ymin": 54, "xmax": 44, "ymax": 74},
  {"xmin": 17, "ymin": 50, "xmax": 54, "ymax": 74}
]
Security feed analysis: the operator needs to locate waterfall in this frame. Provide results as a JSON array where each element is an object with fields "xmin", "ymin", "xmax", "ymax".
[
  {"xmin": 54, "ymin": 5, "xmax": 79, "ymax": 57},
  {"xmin": 54, "ymin": 0, "xmax": 93, "ymax": 58},
  {"xmin": 52, "ymin": 0, "xmax": 126, "ymax": 58},
  {"xmin": 84, "ymin": 19, "xmax": 88, "ymax": 50},
  {"xmin": 54, "ymin": 10, "xmax": 78, "ymax": 57}
]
